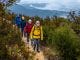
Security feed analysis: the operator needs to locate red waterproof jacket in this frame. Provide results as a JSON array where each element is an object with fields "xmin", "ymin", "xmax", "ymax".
[{"xmin": 24, "ymin": 23, "xmax": 33, "ymax": 34}]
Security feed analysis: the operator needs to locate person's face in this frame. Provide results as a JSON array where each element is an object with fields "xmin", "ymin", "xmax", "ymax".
[
  {"xmin": 28, "ymin": 21, "xmax": 32, "ymax": 24},
  {"xmin": 36, "ymin": 21, "xmax": 40, "ymax": 26},
  {"xmin": 22, "ymin": 17, "xmax": 24, "ymax": 20}
]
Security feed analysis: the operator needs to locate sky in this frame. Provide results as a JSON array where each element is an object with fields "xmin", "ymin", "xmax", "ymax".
[{"xmin": 17, "ymin": 0, "xmax": 80, "ymax": 11}]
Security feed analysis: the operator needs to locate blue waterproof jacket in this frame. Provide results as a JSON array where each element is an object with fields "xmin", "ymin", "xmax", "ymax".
[{"xmin": 15, "ymin": 16, "xmax": 22, "ymax": 28}]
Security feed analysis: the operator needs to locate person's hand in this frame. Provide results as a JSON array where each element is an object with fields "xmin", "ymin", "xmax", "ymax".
[
  {"xmin": 41, "ymin": 38, "xmax": 43, "ymax": 40},
  {"xmin": 13, "ymin": 24, "xmax": 15, "ymax": 28}
]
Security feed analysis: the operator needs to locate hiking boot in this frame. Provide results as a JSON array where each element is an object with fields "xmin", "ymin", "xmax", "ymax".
[
  {"xmin": 37, "ymin": 50, "xmax": 40, "ymax": 53},
  {"xmin": 37, "ymin": 49, "xmax": 40, "ymax": 53}
]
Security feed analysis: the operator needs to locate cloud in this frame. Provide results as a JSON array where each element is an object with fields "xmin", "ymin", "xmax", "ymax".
[{"xmin": 17, "ymin": 0, "xmax": 80, "ymax": 11}]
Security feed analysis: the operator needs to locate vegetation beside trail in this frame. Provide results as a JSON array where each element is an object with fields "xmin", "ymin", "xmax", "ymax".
[{"xmin": 0, "ymin": 1, "xmax": 34, "ymax": 60}]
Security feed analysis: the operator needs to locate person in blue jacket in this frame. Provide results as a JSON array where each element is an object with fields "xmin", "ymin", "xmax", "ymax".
[
  {"xmin": 21, "ymin": 16, "xmax": 26, "ymax": 37},
  {"xmin": 15, "ymin": 15, "xmax": 22, "ymax": 28}
]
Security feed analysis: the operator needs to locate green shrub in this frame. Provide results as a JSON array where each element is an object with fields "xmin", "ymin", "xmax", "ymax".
[{"xmin": 52, "ymin": 25, "xmax": 80, "ymax": 60}]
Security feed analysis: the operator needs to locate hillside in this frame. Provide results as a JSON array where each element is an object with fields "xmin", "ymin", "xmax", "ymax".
[{"xmin": 9, "ymin": 4, "xmax": 68, "ymax": 18}]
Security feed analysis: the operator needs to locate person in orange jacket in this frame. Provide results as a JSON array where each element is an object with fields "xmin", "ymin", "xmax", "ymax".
[{"xmin": 30, "ymin": 20, "xmax": 43, "ymax": 52}]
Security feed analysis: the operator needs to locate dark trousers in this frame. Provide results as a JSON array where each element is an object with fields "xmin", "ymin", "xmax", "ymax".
[
  {"xmin": 24, "ymin": 33, "xmax": 30, "ymax": 42},
  {"xmin": 32, "ymin": 39, "xmax": 40, "ymax": 52},
  {"xmin": 21, "ymin": 28, "xmax": 24, "ymax": 36},
  {"xmin": 27, "ymin": 33, "xmax": 29, "ymax": 42}
]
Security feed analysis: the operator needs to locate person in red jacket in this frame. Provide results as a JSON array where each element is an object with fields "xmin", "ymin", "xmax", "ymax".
[{"xmin": 24, "ymin": 19, "xmax": 33, "ymax": 43}]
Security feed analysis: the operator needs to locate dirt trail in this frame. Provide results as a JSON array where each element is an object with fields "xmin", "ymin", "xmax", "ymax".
[{"xmin": 22, "ymin": 37, "xmax": 45, "ymax": 60}]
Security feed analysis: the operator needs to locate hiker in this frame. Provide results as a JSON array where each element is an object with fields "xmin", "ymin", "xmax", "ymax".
[
  {"xmin": 21, "ymin": 16, "xmax": 26, "ymax": 37},
  {"xmin": 15, "ymin": 15, "xmax": 22, "ymax": 28},
  {"xmin": 30, "ymin": 20, "xmax": 43, "ymax": 52},
  {"xmin": 24, "ymin": 19, "xmax": 33, "ymax": 43}
]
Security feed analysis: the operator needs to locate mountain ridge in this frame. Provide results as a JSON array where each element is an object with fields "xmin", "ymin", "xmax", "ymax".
[{"xmin": 9, "ymin": 4, "xmax": 68, "ymax": 18}]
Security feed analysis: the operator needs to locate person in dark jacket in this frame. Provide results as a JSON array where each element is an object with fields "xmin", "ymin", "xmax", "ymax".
[
  {"xmin": 21, "ymin": 16, "xmax": 26, "ymax": 37},
  {"xmin": 24, "ymin": 19, "xmax": 33, "ymax": 43},
  {"xmin": 15, "ymin": 15, "xmax": 22, "ymax": 28}
]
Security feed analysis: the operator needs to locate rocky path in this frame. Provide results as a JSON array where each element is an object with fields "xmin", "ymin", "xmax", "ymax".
[{"xmin": 22, "ymin": 37, "xmax": 45, "ymax": 60}]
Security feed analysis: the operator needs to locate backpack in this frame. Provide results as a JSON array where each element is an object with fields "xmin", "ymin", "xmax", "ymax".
[{"xmin": 33, "ymin": 26, "xmax": 41, "ymax": 36}]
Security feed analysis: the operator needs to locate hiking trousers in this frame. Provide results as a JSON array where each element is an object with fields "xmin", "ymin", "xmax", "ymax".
[
  {"xmin": 24, "ymin": 33, "xmax": 30, "ymax": 42},
  {"xmin": 32, "ymin": 39, "xmax": 40, "ymax": 52}
]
